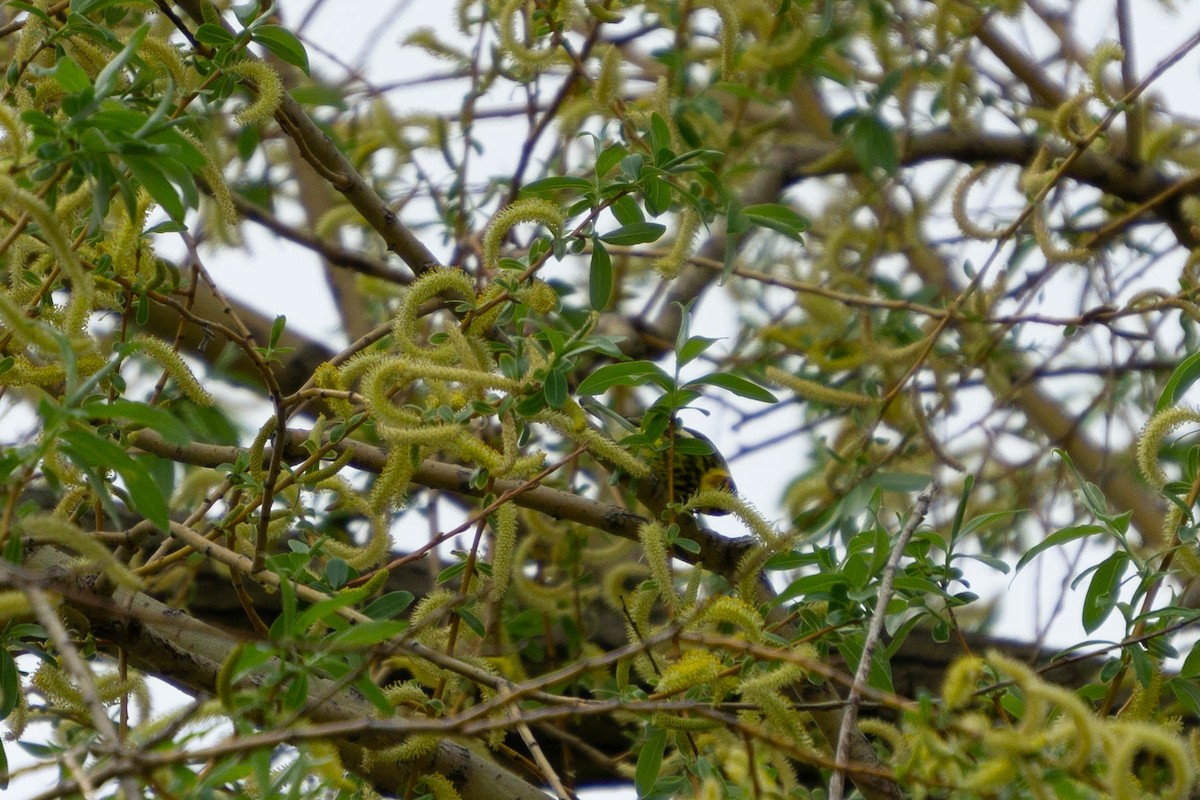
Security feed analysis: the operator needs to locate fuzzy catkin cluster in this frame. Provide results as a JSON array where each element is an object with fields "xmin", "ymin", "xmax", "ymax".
[{"xmin": 904, "ymin": 651, "xmax": 1197, "ymax": 798}]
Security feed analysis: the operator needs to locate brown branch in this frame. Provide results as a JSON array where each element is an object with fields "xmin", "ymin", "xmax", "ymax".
[
  {"xmin": 169, "ymin": 0, "xmax": 441, "ymax": 275},
  {"xmin": 17, "ymin": 546, "xmax": 550, "ymax": 800}
]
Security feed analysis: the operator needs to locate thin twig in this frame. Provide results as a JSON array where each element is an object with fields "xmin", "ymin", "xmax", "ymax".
[
  {"xmin": 829, "ymin": 486, "xmax": 934, "ymax": 800},
  {"xmin": 22, "ymin": 580, "xmax": 141, "ymax": 800},
  {"xmin": 505, "ymin": 690, "xmax": 573, "ymax": 800}
]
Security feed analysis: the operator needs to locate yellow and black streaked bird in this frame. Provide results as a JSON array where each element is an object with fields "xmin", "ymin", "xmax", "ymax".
[{"xmin": 646, "ymin": 425, "xmax": 736, "ymax": 516}]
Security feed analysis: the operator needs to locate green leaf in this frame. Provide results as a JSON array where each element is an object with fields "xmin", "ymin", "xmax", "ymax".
[
  {"xmin": 635, "ymin": 727, "xmax": 667, "ymax": 798},
  {"xmin": 659, "ymin": 148, "xmax": 723, "ymax": 173},
  {"xmin": 124, "ymin": 153, "xmax": 186, "ymax": 221},
  {"xmin": 293, "ymin": 587, "xmax": 369, "ymax": 634},
  {"xmin": 870, "ymin": 472, "xmax": 931, "ymax": 492},
  {"xmin": 958, "ymin": 508, "xmax": 1024, "ymax": 539},
  {"xmin": 269, "ymin": 314, "xmax": 286, "ymax": 349},
  {"xmin": 1155, "ymin": 351, "xmax": 1200, "ymax": 413},
  {"xmin": 643, "ymin": 175, "xmax": 671, "ymax": 217},
  {"xmin": 324, "ymin": 620, "xmax": 406, "ymax": 649},
  {"xmin": 1014, "ymin": 524, "xmax": 1107, "ymax": 573},
  {"xmin": 1129, "ymin": 643, "xmax": 1153, "ymax": 686},
  {"xmin": 544, "ymin": 366, "xmax": 568, "ymax": 409},
  {"xmin": 80, "ymin": 398, "xmax": 192, "ymax": 445},
  {"xmin": 721, "ymin": 200, "xmax": 745, "ymax": 284},
  {"xmin": 848, "ymin": 114, "xmax": 899, "ymax": 176},
  {"xmin": 685, "ymin": 372, "xmax": 778, "ymax": 403},
  {"xmin": 673, "ymin": 299, "xmax": 694, "ymax": 362},
  {"xmin": 1180, "ymin": 641, "xmax": 1200, "ymax": 679},
  {"xmin": 764, "ymin": 551, "xmax": 820, "ymax": 571},
  {"xmin": 289, "ymin": 84, "xmax": 347, "ymax": 109},
  {"xmin": 195, "ymin": 22, "xmax": 237, "ymax": 47},
  {"xmin": 456, "ymin": 606, "xmax": 486, "ymax": 638},
  {"xmin": 1169, "ymin": 677, "xmax": 1200, "ymax": 719},
  {"xmin": 352, "ymin": 673, "xmax": 396, "ymax": 715},
  {"xmin": 251, "ymin": 25, "xmax": 310, "ymax": 74},
  {"xmin": 649, "ymin": 112, "xmax": 673, "ymax": 163},
  {"xmin": 325, "ymin": 557, "xmax": 349, "ymax": 589},
  {"xmin": 94, "ymin": 22, "xmax": 149, "ymax": 100},
  {"xmin": 837, "ymin": 633, "xmax": 894, "ymax": 693},
  {"xmin": 438, "ymin": 560, "xmax": 468, "ymax": 584},
  {"xmin": 677, "ymin": 335, "xmax": 718, "ymax": 367},
  {"xmin": 741, "ymin": 203, "xmax": 809, "ymax": 242},
  {"xmin": 60, "ymin": 428, "xmax": 169, "ymax": 531},
  {"xmin": 0, "ymin": 649, "xmax": 19, "ymax": 721},
  {"xmin": 599, "ymin": 222, "xmax": 666, "ymax": 246},
  {"xmin": 72, "ymin": 0, "xmax": 125, "ymax": 13},
  {"xmin": 232, "ymin": 0, "xmax": 261, "ymax": 27},
  {"xmin": 670, "ymin": 534, "xmax": 701, "ymax": 554},
  {"xmin": 775, "ymin": 572, "xmax": 848, "ymax": 605},
  {"xmin": 1055, "ymin": 449, "xmax": 1112, "ymax": 520},
  {"xmin": 596, "ymin": 142, "xmax": 629, "ymax": 178},
  {"xmin": 577, "ymin": 361, "xmax": 673, "ymax": 394},
  {"xmin": 521, "ymin": 176, "xmax": 593, "ymax": 195},
  {"xmin": 610, "ymin": 195, "xmax": 644, "ymax": 225},
  {"xmin": 363, "ymin": 591, "xmax": 414, "ymax": 620},
  {"xmin": 951, "ymin": 552, "xmax": 1010, "ymax": 574},
  {"xmin": 47, "ymin": 57, "xmax": 91, "ymax": 94},
  {"xmin": 280, "ymin": 670, "xmax": 309, "ymax": 711},
  {"xmin": 1081, "ymin": 551, "xmax": 1128, "ymax": 634},
  {"xmin": 590, "ymin": 241, "xmax": 613, "ymax": 310},
  {"xmin": 93, "ymin": 22, "xmax": 148, "ymax": 97}
]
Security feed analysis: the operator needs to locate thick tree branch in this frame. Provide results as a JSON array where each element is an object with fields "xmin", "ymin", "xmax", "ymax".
[{"xmin": 16, "ymin": 546, "xmax": 549, "ymax": 800}]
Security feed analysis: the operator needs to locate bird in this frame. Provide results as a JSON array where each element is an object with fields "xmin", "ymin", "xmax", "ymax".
[
  {"xmin": 645, "ymin": 423, "xmax": 736, "ymax": 516},
  {"xmin": 581, "ymin": 401, "xmax": 737, "ymax": 516}
]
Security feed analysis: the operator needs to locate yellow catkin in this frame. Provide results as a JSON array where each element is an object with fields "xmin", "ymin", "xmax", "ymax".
[
  {"xmin": 1137, "ymin": 405, "xmax": 1200, "ymax": 489},
  {"xmin": 179, "ymin": 128, "xmax": 239, "ymax": 229},
  {"xmin": 766, "ymin": 366, "xmax": 876, "ymax": 409},
  {"xmin": 638, "ymin": 521, "xmax": 679, "ymax": 614},
  {"xmin": 488, "ymin": 503, "xmax": 518, "ymax": 602},
  {"xmin": 391, "ymin": 267, "xmax": 475, "ymax": 360},
  {"xmin": 403, "ymin": 27, "xmax": 470, "ymax": 64},
  {"xmin": 1032, "ymin": 208, "xmax": 1091, "ymax": 264},
  {"xmin": 654, "ymin": 208, "xmax": 700, "ymax": 278},
  {"xmin": 297, "ymin": 447, "xmax": 355, "ymax": 487},
  {"xmin": 1104, "ymin": 720, "xmax": 1195, "ymax": 800},
  {"xmin": 498, "ymin": 0, "xmax": 565, "ymax": 70},
  {"xmin": 737, "ymin": 661, "xmax": 810, "ymax": 697},
  {"xmin": 132, "ymin": 335, "xmax": 214, "ymax": 405},
  {"xmin": 656, "ymin": 649, "xmax": 722, "ymax": 695},
  {"xmin": 0, "ymin": 293, "xmax": 60, "ymax": 354},
  {"xmin": 390, "ymin": 734, "xmax": 441, "ymax": 762},
  {"xmin": 942, "ymin": 654, "xmax": 986, "ymax": 710},
  {"xmin": 139, "ymin": 35, "xmax": 189, "ymax": 89},
  {"xmin": 480, "ymin": 199, "xmax": 566, "ymax": 270},
  {"xmin": 222, "ymin": 60, "xmax": 283, "ymax": 126},
  {"xmin": 367, "ymin": 447, "xmax": 416, "ymax": 514},
  {"xmin": 0, "ymin": 175, "xmax": 94, "ymax": 331},
  {"xmin": 418, "ymin": 773, "xmax": 463, "ymax": 800},
  {"xmin": 0, "ymin": 590, "xmax": 34, "ymax": 621},
  {"xmin": 1088, "ymin": 41, "xmax": 1125, "ymax": 106},
  {"xmin": 311, "ymin": 477, "xmax": 390, "ymax": 569},
  {"xmin": 0, "ymin": 102, "xmax": 27, "ymax": 165},
  {"xmin": 1051, "ymin": 90, "xmax": 1093, "ymax": 145},
  {"xmin": 952, "ymin": 165, "xmax": 1005, "ymax": 240},
  {"xmin": 693, "ymin": 595, "xmax": 764, "ymax": 642},
  {"xmin": 593, "ymin": 44, "xmax": 623, "ymax": 111}
]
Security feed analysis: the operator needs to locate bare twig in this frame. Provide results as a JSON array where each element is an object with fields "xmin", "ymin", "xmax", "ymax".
[{"xmin": 829, "ymin": 486, "xmax": 934, "ymax": 800}]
